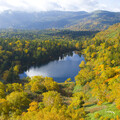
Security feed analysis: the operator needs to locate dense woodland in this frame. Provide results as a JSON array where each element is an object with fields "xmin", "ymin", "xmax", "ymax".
[
  {"xmin": 0, "ymin": 29, "xmax": 97, "ymax": 83},
  {"xmin": 0, "ymin": 24, "xmax": 120, "ymax": 120}
]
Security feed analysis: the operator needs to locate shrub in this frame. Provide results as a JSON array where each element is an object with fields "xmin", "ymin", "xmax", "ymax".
[
  {"xmin": 100, "ymin": 116, "xmax": 104, "ymax": 120},
  {"xmin": 94, "ymin": 113, "xmax": 100, "ymax": 119}
]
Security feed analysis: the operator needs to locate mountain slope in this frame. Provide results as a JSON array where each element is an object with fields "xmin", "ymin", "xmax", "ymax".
[
  {"xmin": 68, "ymin": 11, "xmax": 120, "ymax": 31},
  {"xmin": 0, "ymin": 10, "xmax": 120, "ymax": 30},
  {"xmin": 74, "ymin": 23, "xmax": 120, "ymax": 119},
  {"xmin": 93, "ymin": 23, "xmax": 120, "ymax": 40}
]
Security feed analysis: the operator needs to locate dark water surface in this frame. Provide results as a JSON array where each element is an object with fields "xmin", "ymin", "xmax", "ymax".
[{"xmin": 19, "ymin": 52, "xmax": 85, "ymax": 82}]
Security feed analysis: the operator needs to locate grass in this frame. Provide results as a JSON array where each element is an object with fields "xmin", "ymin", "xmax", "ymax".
[
  {"xmin": 85, "ymin": 102, "xmax": 120, "ymax": 120},
  {"xmin": 73, "ymin": 84, "xmax": 83, "ymax": 93}
]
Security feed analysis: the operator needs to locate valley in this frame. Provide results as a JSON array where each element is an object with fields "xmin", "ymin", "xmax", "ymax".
[{"xmin": 0, "ymin": 10, "xmax": 120, "ymax": 120}]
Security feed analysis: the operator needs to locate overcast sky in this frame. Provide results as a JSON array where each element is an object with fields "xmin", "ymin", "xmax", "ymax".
[{"xmin": 0, "ymin": 0, "xmax": 120, "ymax": 12}]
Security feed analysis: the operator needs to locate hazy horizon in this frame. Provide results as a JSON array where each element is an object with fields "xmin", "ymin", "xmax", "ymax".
[{"xmin": 1, "ymin": 9, "xmax": 120, "ymax": 13}]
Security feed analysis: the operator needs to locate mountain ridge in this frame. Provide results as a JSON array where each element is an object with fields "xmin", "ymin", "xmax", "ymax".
[{"xmin": 0, "ymin": 10, "xmax": 120, "ymax": 30}]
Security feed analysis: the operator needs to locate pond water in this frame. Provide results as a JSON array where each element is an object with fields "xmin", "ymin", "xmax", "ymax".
[{"xmin": 19, "ymin": 52, "xmax": 85, "ymax": 83}]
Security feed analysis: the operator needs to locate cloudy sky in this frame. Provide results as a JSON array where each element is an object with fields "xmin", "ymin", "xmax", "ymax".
[{"xmin": 0, "ymin": 0, "xmax": 120, "ymax": 12}]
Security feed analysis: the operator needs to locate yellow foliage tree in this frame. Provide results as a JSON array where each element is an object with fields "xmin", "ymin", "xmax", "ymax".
[
  {"xmin": 44, "ymin": 77, "xmax": 59, "ymax": 91},
  {"xmin": 42, "ymin": 91, "xmax": 62, "ymax": 108}
]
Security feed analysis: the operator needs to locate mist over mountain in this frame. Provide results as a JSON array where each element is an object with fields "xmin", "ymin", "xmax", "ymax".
[{"xmin": 0, "ymin": 10, "xmax": 120, "ymax": 30}]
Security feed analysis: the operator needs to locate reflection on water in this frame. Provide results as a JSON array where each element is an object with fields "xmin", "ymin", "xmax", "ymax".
[{"xmin": 19, "ymin": 52, "xmax": 85, "ymax": 83}]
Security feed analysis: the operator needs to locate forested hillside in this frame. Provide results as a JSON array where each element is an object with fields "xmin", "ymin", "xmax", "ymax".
[
  {"xmin": 68, "ymin": 11, "xmax": 120, "ymax": 31},
  {"xmin": 74, "ymin": 23, "xmax": 120, "ymax": 119},
  {"xmin": 0, "ymin": 23, "xmax": 120, "ymax": 120}
]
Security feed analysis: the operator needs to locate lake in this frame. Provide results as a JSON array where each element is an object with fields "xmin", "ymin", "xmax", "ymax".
[{"xmin": 19, "ymin": 52, "xmax": 85, "ymax": 83}]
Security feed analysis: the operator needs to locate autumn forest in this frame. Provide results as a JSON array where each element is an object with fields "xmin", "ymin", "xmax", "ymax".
[{"xmin": 0, "ymin": 22, "xmax": 120, "ymax": 120}]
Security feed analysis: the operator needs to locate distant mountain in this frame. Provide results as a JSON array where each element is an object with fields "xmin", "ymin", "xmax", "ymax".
[
  {"xmin": 68, "ymin": 10, "xmax": 120, "ymax": 31},
  {"xmin": 0, "ymin": 10, "xmax": 120, "ymax": 30}
]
